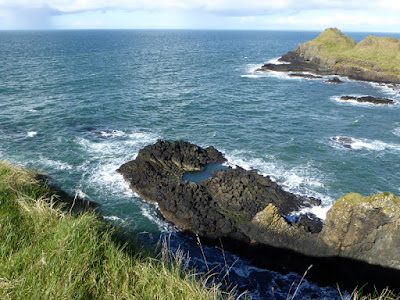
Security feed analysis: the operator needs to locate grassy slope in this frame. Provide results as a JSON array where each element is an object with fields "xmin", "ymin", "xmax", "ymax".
[
  {"xmin": 1, "ymin": 161, "xmax": 398, "ymax": 299},
  {"xmin": 304, "ymin": 28, "xmax": 400, "ymax": 72},
  {"xmin": 0, "ymin": 161, "xmax": 233, "ymax": 299}
]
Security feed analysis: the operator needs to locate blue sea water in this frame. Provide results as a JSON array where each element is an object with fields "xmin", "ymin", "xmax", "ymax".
[{"xmin": 1, "ymin": 29, "xmax": 400, "ymax": 299}]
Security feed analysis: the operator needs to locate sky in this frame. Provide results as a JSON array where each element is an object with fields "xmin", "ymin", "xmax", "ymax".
[{"xmin": 0, "ymin": 0, "xmax": 399, "ymax": 32}]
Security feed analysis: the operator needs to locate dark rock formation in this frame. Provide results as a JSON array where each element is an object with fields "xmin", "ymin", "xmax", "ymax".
[
  {"xmin": 331, "ymin": 136, "xmax": 357, "ymax": 149},
  {"xmin": 118, "ymin": 140, "xmax": 400, "ymax": 282},
  {"xmin": 257, "ymin": 28, "xmax": 400, "ymax": 84},
  {"xmin": 288, "ymin": 73, "xmax": 323, "ymax": 79},
  {"xmin": 325, "ymin": 77, "xmax": 343, "ymax": 84},
  {"xmin": 118, "ymin": 140, "xmax": 320, "ymax": 242},
  {"xmin": 339, "ymin": 95, "xmax": 394, "ymax": 105}
]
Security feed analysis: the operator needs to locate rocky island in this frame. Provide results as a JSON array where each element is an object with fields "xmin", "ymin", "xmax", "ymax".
[
  {"xmin": 257, "ymin": 28, "xmax": 400, "ymax": 84},
  {"xmin": 119, "ymin": 140, "xmax": 400, "ymax": 291}
]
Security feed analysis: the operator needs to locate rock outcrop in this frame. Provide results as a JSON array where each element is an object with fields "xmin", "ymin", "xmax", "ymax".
[
  {"xmin": 325, "ymin": 77, "xmax": 343, "ymax": 84},
  {"xmin": 118, "ymin": 140, "xmax": 400, "ymax": 277},
  {"xmin": 321, "ymin": 192, "xmax": 400, "ymax": 270},
  {"xmin": 339, "ymin": 95, "xmax": 394, "ymax": 105},
  {"xmin": 257, "ymin": 28, "xmax": 400, "ymax": 84},
  {"xmin": 118, "ymin": 140, "xmax": 320, "ymax": 241}
]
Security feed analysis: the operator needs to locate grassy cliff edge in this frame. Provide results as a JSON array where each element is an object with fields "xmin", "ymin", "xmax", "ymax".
[
  {"xmin": 0, "ymin": 161, "xmax": 233, "ymax": 299},
  {"xmin": 298, "ymin": 28, "xmax": 400, "ymax": 76}
]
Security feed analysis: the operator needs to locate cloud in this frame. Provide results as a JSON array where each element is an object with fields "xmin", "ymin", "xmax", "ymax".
[
  {"xmin": 0, "ymin": 0, "xmax": 397, "ymax": 16},
  {"xmin": 0, "ymin": 0, "xmax": 398, "ymax": 30}
]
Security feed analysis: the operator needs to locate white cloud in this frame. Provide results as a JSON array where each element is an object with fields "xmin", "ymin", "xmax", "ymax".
[
  {"xmin": 273, "ymin": 13, "xmax": 400, "ymax": 27},
  {"xmin": 0, "ymin": 0, "xmax": 397, "ymax": 15},
  {"xmin": 0, "ymin": 0, "xmax": 399, "ymax": 30}
]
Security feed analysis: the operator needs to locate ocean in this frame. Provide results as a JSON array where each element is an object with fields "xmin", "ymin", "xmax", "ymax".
[{"xmin": 1, "ymin": 29, "xmax": 399, "ymax": 299}]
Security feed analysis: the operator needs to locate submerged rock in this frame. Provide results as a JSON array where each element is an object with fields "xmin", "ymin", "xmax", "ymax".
[{"xmin": 331, "ymin": 136, "xmax": 357, "ymax": 149}]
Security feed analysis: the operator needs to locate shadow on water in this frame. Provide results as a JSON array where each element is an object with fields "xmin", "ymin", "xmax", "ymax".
[{"xmin": 193, "ymin": 233, "xmax": 400, "ymax": 295}]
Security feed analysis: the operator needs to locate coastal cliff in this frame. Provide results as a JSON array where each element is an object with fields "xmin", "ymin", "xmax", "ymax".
[
  {"xmin": 118, "ymin": 140, "xmax": 400, "ymax": 283},
  {"xmin": 258, "ymin": 28, "xmax": 400, "ymax": 84}
]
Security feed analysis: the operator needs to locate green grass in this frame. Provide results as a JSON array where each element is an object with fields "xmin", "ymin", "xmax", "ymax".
[
  {"xmin": 303, "ymin": 28, "xmax": 400, "ymax": 73},
  {"xmin": 2, "ymin": 161, "xmax": 399, "ymax": 300},
  {"xmin": 0, "ymin": 161, "xmax": 236, "ymax": 299}
]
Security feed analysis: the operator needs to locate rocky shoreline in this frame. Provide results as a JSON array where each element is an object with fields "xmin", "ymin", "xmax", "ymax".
[
  {"xmin": 118, "ymin": 140, "xmax": 400, "ymax": 291},
  {"xmin": 256, "ymin": 28, "xmax": 400, "ymax": 85}
]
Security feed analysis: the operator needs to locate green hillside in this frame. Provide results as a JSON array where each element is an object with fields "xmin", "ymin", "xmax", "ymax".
[{"xmin": 302, "ymin": 28, "xmax": 400, "ymax": 73}]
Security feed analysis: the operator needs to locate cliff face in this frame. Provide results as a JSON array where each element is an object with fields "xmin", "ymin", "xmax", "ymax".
[
  {"xmin": 259, "ymin": 28, "xmax": 400, "ymax": 84},
  {"xmin": 321, "ymin": 192, "xmax": 400, "ymax": 269}
]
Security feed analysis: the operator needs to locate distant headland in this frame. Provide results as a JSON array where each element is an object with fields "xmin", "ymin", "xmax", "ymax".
[{"xmin": 257, "ymin": 28, "xmax": 400, "ymax": 84}]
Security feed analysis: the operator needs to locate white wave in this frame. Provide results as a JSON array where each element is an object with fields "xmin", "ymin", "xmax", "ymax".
[
  {"xmin": 141, "ymin": 203, "xmax": 177, "ymax": 233},
  {"xmin": 76, "ymin": 189, "xmax": 90, "ymax": 199},
  {"xmin": 393, "ymin": 126, "xmax": 400, "ymax": 137},
  {"xmin": 75, "ymin": 131, "xmax": 154, "ymax": 198},
  {"xmin": 38, "ymin": 156, "xmax": 73, "ymax": 170},
  {"xmin": 295, "ymin": 205, "xmax": 331, "ymax": 220},
  {"xmin": 367, "ymin": 82, "xmax": 400, "ymax": 97},
  {"xmin": 87, "ymin": 162, "xmax": 135, "ymax": 198},
  {"xmin": 97, "ymin": 129, "xmax": 126, "ymax": 138},
  {"xmin": 267, "ymin": 57, "xmax": 291, "ymax": 65},
  {"xmin": 28, "ymin": 109, "xmax": 38, "ymax": 113},
  {"xmin": 224, "ymin": 149, "xmax": 333, "ymax": 206},
  {"xmin": 75, "ymin": 130, "xmax": 177, "ymax": 231},
  {"xmin": 262, "ymin": 70, "xmax": 293, "ymax": 80},
  {"xmin": 240, "ymin": 74, "xmax": 261, "ymax": 78},
  {"xmin": 263, "ymin": 70, "xmax": 325, "ymax": 81},
  {"xmin": 27, "ymin": 131, "xmax": 37, "ymax": 137},
  {"xmin": 104, "ymin": 215, "xmax": 123, "ymax": 222},
  {"xmin": 332, "ymin": 95, "xmax": 397, "ymax": 107},
  {"xmin": 330, "ymin": 135, "xmax": 400, "ymax": 151}
]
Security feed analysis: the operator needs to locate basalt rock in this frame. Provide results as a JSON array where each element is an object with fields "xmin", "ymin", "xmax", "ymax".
[
  {"xmin": 325, "ymin": 77, "xmax": 343, "ymax": 84},
  {"xmin": 118, "ymin": 140, "xmax": 320, "ymax": 242},
  {"xmin": 118, "ymin": 140, "xmax": 400, "ymax": 275},
  {"xmin": 321, "ymin": 193, "xmax": 400, "ymax": 270},
  {"xmin": 339, "ymin": 95, "xmax": 394, "ymax": 105}
]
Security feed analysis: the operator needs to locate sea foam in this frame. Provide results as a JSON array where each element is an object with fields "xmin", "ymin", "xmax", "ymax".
[
  {"xmin": 75, "ymin": 129, "xmax": 176, "ymax": 232},
  {"xmin": 224, "ymin": 149, "xmax": 334, "ymax": 209},
  {"xmin": 330, "ymin": 135, "xmax": 400, "ymax": 152},
  {"xmin": 27, "ymin": 131, "xmax": 37, "ymax": 137},
  {"xmin": 267, "ymin": 57, "xmax": 291, "ymax": 65}
]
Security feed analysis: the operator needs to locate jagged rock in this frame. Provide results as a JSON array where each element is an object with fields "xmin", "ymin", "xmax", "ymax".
[
  {"xmin": 239, "ymin": 204, "xmax": 321, "ymax": 255},
  {"xmin": 325, "ymin": 77, "xmax": 343, "ymax": 84},
  {"xmin": 118, "ymin": 140, "xmax": 400, "ymax": 275},
  {"xmin": 258, "ymin": 28, "xmax": 400, "ymax": 84},
  {"xmin": 339, "ymin": 95, "xmax": 394, "ymax": 105},
  {"xmin": 118, "ymin": 140, "xmax": 321, "ymax": 241},
  {"xmin": 320, "ymin": 193, "xmax": 400, "ymax": 268}
]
